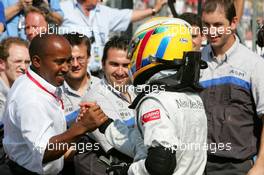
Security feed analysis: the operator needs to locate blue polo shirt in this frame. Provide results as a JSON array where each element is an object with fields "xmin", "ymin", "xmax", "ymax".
[
  {"xmin": 0, "ymin": 1, "xmax": 5, "ymax": 28},
  {"xmin": 59, "ymin": 0, "xmax": 132, "ymax": 72},
  {"xmin": 1, "ymin": 0, "xmax": 63, "ymax": 40}
]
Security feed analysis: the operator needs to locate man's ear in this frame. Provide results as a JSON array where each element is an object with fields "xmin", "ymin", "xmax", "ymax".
[
  {"xmin": 201, "ymin": 33, "xmax": 206, "ymax": 42},
  {"xmin": 102, "ymin": 60, "xmax": 105, "ymax": 71},
  {"xmin": 31, "ymin": 55, "xmax": 41, "ymax": 68},
  {"xmin": 0, "ymin": 59, "xmax": 6, "ymax": 72},
  {"xmin": 87, "ymin": 55, "xmax": 90, "ymax": 65},
  {"xmin": 230, "ymin": 16, "xmax": 239, "ymax": 31}
]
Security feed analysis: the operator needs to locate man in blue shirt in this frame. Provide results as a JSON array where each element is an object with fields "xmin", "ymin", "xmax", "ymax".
[
  {"xmin": 60, "ymin": 0, "xmax": 167, "ymax": 73},
  {"xmin": 2, "ymin": 0, "xmax": 63, "ymax": 40},
  {"xmin": 0, "ymin": 1, "xmax": 5, "ymax": 34}
]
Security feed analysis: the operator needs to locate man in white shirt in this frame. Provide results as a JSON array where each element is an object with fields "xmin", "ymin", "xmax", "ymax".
[
  {"xmin": 0, "ymin": 37, "xmax": 30, "ymax": 121},
  {"xmin": 3, "ymin": 34, "xmax": 108, "ymax": 174}
]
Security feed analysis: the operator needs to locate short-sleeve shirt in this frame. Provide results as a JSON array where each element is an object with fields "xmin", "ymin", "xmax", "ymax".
[
  {"xmin": 3, "ymin": 67, "xmax": 66, "ymax": 174},
  {"xmin": 59, "ymin": 0, "xmax": 132, "ymax": 71},
  {"xmin": 0, "ymin": 79, "xmax": 9, "ymax": 122},
  {"xmin": 199, "ymin": 35, "xmax": 264, "ymax": 159}
]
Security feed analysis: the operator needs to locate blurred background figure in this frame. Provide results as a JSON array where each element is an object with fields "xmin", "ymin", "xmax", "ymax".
[
  {"xmin": 256, "ymin": 16, "xmax": 264, "ymax": 57},
  {"xmin": 0, "ymin": 37, "xmax": 30, "ymax": 120},
  {"xmin": 2, "ymin": 0, "xmax": 63, "ymax": 40},
  {"xmin": 24, "ymin": 6, "xmax": 48, "ymax": 41},
  {"xmin": 179, "ymin": 12, "xmax": 205, "ymax": 51},
  {"xmin": 257, "ymin": 16, "xmax": 264, "ymax": 27},
  {"xmin": 59, "ymin": 0, "xmax": 167, "ymax": 75},
  {"xmin": 0, "ymin": 1, "xmax": 6, "ymax": 34}
]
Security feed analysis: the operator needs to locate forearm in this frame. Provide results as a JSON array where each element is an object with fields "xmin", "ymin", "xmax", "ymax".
[
  {"xmin": 100, "ymin": 119, "xmax": 135, "ymax": 157},
  {"xmin": 254, "ymin": 117, "xmax": 264, "ymax": 165},
  {"xmin": 0, "ymin": 23, "xmax": 4, "ymax": 33},
  {"xmin": 128, "ymin": 159, "xmax": 149, "ymax": 175},
  {"xmin": 246, "ymin": 117, "xmax": 264, "ymax": 174},
  {"xmin": 234, "ymin": 0, "xmax": 244, "ymax": 23},
  {"xmin": 101, "ymin": 119, "xmax": 147, "ymax": 160},
  {"xmin": 131, "ymin": 0, "xmax": 166, "ymax": 22},
  {"xmin": 131, "ymin": 8, "xmax": 154, "ymax": 22},
  {"xmin": 43, "ymin": 123, "xmax": 86, "ymax": 163},
  {"xmin": 50, "ymin": 12, "xmax": 63, "ymax": 25},
  {"xmin": 43, "ymin": 103, "xmax": 108, "ymax": 163},
  {"xmin": 4, "ymin": 2, "xmax": 22, "ymax": 21},
  {"xmin": 0, "ymin": 23, "xmax": 5, "ymax": 32}
]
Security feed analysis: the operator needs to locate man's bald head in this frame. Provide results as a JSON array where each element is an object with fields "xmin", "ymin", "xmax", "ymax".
[
  {"xmin": 29, "ymin": 34, "xmax": 71, "ymax": 60},
  {"xmin": 29, "ymin": 34, "xmax": 72, "ymax": 86}
]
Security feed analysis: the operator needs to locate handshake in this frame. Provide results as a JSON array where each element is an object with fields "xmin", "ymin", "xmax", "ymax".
[{"xmin": 71, "ymin": 102, "xmax": 109, "ymax": 135}]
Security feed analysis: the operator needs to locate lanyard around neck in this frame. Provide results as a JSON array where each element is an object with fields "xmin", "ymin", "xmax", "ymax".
[{"xmin": 26, "ymin": 71, "xmax": 64, "ymax": 109}]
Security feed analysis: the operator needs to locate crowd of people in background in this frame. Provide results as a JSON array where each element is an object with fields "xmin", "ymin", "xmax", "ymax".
[{"xmin": 0, "ymin": 0, "xmax": 264, "ymax": 175}]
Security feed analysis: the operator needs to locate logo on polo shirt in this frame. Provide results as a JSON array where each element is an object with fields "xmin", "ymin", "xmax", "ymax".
[
  {"xmin": 116, "ymin": 101, "xmax": 124, "ymax": 108},
  {"xmin": 229, "ymin": 68, "xmax": 246, "ymax": 78}
]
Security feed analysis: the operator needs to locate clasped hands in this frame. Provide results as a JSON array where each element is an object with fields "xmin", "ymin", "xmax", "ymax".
[{"xmin": 74, "ymin": 102, "xmax": 108, "ymax": 133}]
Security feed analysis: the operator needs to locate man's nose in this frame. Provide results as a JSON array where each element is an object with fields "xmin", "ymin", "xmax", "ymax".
[
  {"xmin": 72, "ymin": 58, "xmax": 79, "ymax": 67},
  {"xmin": 19, "ymin": 62, "xmax": 28, "ymax": 73},
  {"xmin": 62, "ymin": 62, "xmax": 70, "ymax": 73},
  {"xmin": 117, "ymin": 66, "xmax": 125, "ymax": 73}
]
